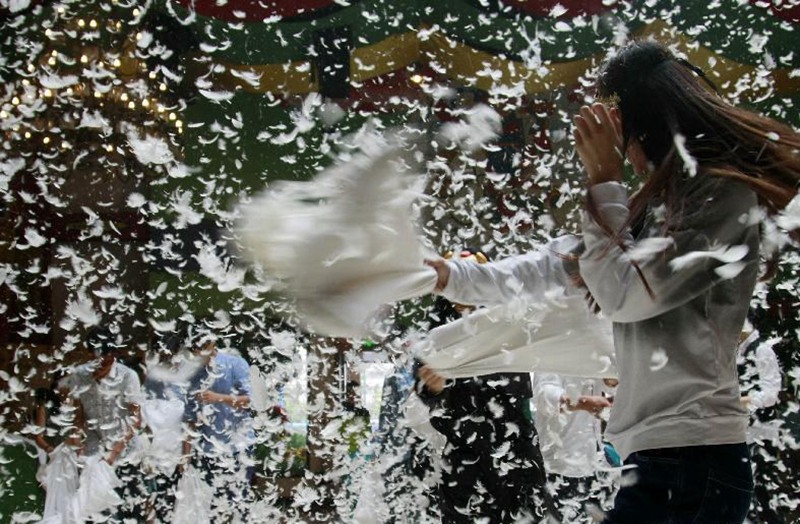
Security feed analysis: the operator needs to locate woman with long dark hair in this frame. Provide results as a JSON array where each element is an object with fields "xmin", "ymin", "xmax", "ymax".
[
  {"xmin": 427, "ymin": 39, "xmax": 799, "ymax": 523},
  {"xmin": 572, "ymin": 39, "xmax": 799, "ymax": 523}
]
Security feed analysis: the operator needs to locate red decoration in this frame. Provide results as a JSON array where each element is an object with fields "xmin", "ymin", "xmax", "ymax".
[
  {"xmin": 749, "ymin": 0, "xmax": 800, "ymax": 23},
  {"xmin": 499, "ymin": 0, "xmax": 615, "ymax": 18},
  {"xmin": 171, "ymin": 0, "xmax": 338, "ymax": 22}
]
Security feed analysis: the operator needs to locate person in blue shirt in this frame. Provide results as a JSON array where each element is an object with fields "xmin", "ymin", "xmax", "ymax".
[{"xmin": 183, "ymin": 326, "xmax": 255, "ymax": 522}]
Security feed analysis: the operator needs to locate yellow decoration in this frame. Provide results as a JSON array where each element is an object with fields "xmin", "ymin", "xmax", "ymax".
[
  {"xmin": 210, "ymin": 24, "xmax": 800, "ymax": 97},
  {"xmin": 351, "ymin": 31, "xmax": 420, "ymax": 82},
  {"xmin": 637, "ymin": 21, "xmax": 800, "ymax": 98}
]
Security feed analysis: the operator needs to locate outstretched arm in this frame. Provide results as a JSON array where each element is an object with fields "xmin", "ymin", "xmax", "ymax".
[{"xmin": 428, "ymin": 235, "xmax": 582, "ymax": 308}]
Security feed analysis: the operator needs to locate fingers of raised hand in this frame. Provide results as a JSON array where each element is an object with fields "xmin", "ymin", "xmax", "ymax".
[
  {"xmin": 582, "ymin": 105, "xmax": 603, "ymax": 127},
  {"xmin": 591, "ymin": 103, "xmax": 614, "ymax": 127},
  {"xmin": 573, "ymin": 114, "xmax": 590, "ymax": 144},
  {"xmin": 573, "ymin": 104, "xmax": 608, "ymax": 146},
  {"xmin": 576, "ymin": 104, "xmax": 618, "ymax": 135}
]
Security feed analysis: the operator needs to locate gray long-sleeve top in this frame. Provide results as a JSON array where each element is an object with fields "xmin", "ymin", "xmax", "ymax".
[
  {"xmin": 441, "ymin": 176, "xmax": 759, "ymax": 460},
  {"xmin": 580, "ymin": 178, "xmax": 759, "ymax": 459}
]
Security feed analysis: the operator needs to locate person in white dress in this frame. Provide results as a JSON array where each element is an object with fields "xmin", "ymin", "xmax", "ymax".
[{"xmin": 532, "ymin": 373, "xmax": 617, "ymax": 522}]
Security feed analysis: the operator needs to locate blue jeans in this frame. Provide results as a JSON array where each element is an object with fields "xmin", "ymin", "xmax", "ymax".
[{"xmin": 603, "ymin": 443, "xmax": 753, "ymax": 524}]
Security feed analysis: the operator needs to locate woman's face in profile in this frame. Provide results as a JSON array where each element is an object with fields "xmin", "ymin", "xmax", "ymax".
[{"xmin": 626, "ymin": 139, "xmax": 650, "ymax": 178}]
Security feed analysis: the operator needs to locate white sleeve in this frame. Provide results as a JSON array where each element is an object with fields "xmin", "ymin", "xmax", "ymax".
[
  {"xmin": 580, "ymin": 179, "xmax": 759, "ymax": 323},
  {"xmin": 441, "ymin": 235, "xmax": 581, "ymax": 307},
  {"xmin": 531, "ymin": 372, "xmax": 566, "ymax": 419},
  {"xmin": 749, "ymin": 342, "xmax": 781, "ymax": 410},
  {"xmin": 123, "ymin": 369, "xmax": 144, "ymax": 407}
]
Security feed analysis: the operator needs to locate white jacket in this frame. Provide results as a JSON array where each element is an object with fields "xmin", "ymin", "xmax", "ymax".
[{"xmin": 435, "ymin": 235, "xmax": 616, "ymax": 379}]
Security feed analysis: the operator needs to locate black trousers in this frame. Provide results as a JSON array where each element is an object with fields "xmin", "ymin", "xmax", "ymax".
[
  {"xmin": 195, "ymin": 451, "xmax": 254, "ymax": 523},
  {"xmin": 602, "ymin": 443, "xmax": 752, "ymax": 524}
]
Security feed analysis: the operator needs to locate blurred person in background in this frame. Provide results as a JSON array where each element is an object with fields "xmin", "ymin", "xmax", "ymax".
[
  {"xmin": 183, "ymin": 321, "xmax": 255, "ymax": 523},
  {"xmin": 67, "ymin": 326, "xmax": 145, "ymax": 521},
  {"xmin": 532, "ymin": 372, "xmax": 618, "ymax": 522},
  {"xmin": 415, "ymin": 249, "xmax": 555, "ymax": 523}
]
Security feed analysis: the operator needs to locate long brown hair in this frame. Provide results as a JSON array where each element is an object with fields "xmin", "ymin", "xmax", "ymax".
[{"xmin": 593, "ymin": 39, "xmax": 800, "ymax": 244}]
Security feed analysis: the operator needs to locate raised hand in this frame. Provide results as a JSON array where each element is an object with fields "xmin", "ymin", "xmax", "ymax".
[{"xmin": 573, "ymin": 103, "xmax": 624, "ymax": 185}]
